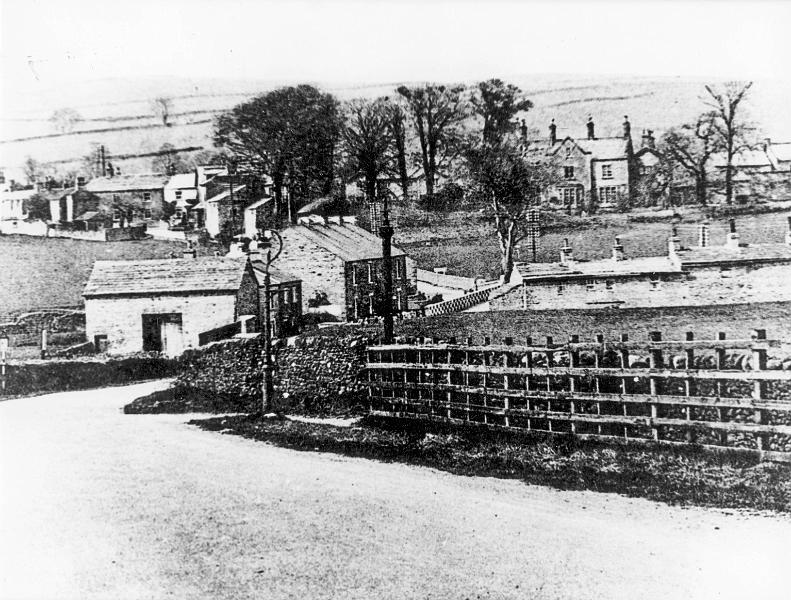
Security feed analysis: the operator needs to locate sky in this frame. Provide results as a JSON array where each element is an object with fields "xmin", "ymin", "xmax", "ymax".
[{"xmin": 2, "ymin": 0, "xmax": 790, "ymax": 93}]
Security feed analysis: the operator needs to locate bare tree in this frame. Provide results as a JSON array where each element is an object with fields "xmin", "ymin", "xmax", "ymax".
[
  {"xmin": 386, "ymin": 99, "xmax": 412, "ymax": 202},
  {"xmin": 151, "ymin": 96, "xmax": 173, "ymax": 127},
  {"xmin": 659, "ymin": 113, "xmax": 720, "ymax": 206},
  {"xmin": 342, "ymin": 98, "xmax": 394, "ymax": 203},
  {"xmin": 396, "ymin": 84, "xmax": 468, "ymax": 198},
  {"xmin": 703, "ymin": 81, "xmax": 754, "ymax": 204},
  {"xmin": 49, "ymin": 108, "xmax": 82, "ymax": 134}
]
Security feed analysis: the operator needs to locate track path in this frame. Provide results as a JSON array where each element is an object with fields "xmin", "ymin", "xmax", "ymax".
[{"xmin": 1, "ymin": 381, "xmax": 789, "ymax": 600}]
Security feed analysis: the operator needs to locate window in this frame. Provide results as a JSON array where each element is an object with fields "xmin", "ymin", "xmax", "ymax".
[
  {"xmin": 113, "ymin": 194, "xmax": 121, "ymax": 203},
  {"xmin": 598, "ymin": 186, "xmax": 618, "ymax": 203},
  {"xmin": 564, "ymin": 166, "xmax": 575, "ymax": 179},
  {"xmin": 560, "ymin": 187, "xmax": 579, "ymax": 205},
  {"xmin": 113, "ymin": 209, "xmax": 122, "ymax": 220},
  {"xmin": 586, "ymin": 279, "xmax": 595, "ymax": 292},
  {"xmin": 601, "ymin": 164, "xmax": 613, "ymax": 179},
  {"xmin": 351, "ymin": 265, "xmax": 358, "ymax": 286},
  {"xmin": 394, "ymin": 260, "xmax": 402, "ymax": 280},
  {"xmin": 368, "ymin": 291, "xmax": 375, "ymax": 315},
  {"xmin": 143, "ymin": 208, "xmax": 152, "ymax": 219},
  {"xmin": 175, "ymin": 191, "xmax": 182, "ymax": 200},
  {"xmin": 367, "ymin": 263, "xmax": 374, "ymax": 283},
  {"xmin": 565, "ymin": 146, "xmax": 572, "ymax": 157},
  {"xmin": 557, "ymin": 285, "xmax": 564, "ymax": 295},
  {"xmin": 605, "ymin": 280, "xmax": 614, "ymax": 290},
  {"xmin": 143, "ymin": 192, "xmax": 152, "ymax": 202}
]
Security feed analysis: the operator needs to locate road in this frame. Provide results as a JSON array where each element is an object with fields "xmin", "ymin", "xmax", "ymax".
[{"xmin": 1, "ymin": 381, "xmax": 789, "ymax": 600}]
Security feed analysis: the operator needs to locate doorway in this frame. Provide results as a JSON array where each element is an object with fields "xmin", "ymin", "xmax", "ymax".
[{"xmin": 142, "ymin": 313, "xmax": 183, "ymax": 354}]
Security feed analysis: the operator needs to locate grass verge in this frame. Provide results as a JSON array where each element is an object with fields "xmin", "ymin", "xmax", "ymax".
[{"xmin": 188, "ymin": 414, "xmax": 791, "ymax": 513}]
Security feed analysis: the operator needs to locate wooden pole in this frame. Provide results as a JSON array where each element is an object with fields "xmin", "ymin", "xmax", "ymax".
[
  {"xmin": 751, "ymin": 329, "xmax": 768, "ymax": 454},
  {"xmin": 648, "ymin": 331, "xmax": 662, "ymax": 441}
]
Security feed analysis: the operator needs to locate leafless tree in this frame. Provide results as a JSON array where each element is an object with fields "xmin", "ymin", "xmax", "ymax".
[
  {"xmin": 396, "ymin": 84, "xmax": 468, "ymax": 198},
  {"xmin": 49, "ymin": 108, "xmax": 82, "ymax": 134},
  {"xmin": 151, "ymin": 96, "xmax": 173, "ymax": 127},
  {"xmin": 703, "ymin": 81, "xmax": 754, "ymax": 204},
  {"xmin": 659, "ymin": 112, "xmax": 720, "ymax": 205}
]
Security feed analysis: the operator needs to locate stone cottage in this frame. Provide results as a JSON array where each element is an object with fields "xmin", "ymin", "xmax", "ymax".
[
  {"xmin": 492, "ymin": 217, "xmax": 791, "ymax": 311},
  {"xmin": 276, "ymin": 215, "xmax": 413, "ymax": 321}
]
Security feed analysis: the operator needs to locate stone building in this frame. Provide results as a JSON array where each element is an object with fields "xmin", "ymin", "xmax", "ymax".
[
  {"xmin": 246, "ymin": 257, "xmax": 303, "ymax": 338},
  {"xmin": 276, "ymin": 215, "xmax": 413, "ymax": 321},
  {"xmin": 82, "ymin": 173, "xmax": 169, "ymax": 226},
  {"xmin": 710, "ymin": 139, "xmax": 791, "ymax": 203},
  {"xmin": 522, "ymin": 117, "xmax": 659, "ymax": 212},
  {"xmin": 84, "ymin": 256, "xmax": 250, "ymax": 356},
  {"xmin": 492, "ymin": 217, "xmax": 791, "ymax": 311}
]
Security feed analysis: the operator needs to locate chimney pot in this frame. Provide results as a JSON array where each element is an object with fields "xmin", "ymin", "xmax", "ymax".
[
  {"xmin": 612, "ymin": 236, "xmax": 625, "ymax": 261},
  {"xmin": 549, "ymin": 119, "xmax": 557, "ymax": 145},
  {"xmin": 586, "ymin": 116, "xmax": 595, "ymax": 140}
]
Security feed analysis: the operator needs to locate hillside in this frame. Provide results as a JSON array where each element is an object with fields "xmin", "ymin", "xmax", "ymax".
[{"xmin": 3, "ymin": 75, "xmax": 789, "ymax": 179}]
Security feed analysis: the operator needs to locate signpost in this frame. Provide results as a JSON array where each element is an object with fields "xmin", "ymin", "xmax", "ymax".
[{"xmin": 1, "ymin": 335, "xmax": 8, "ymax": 394}]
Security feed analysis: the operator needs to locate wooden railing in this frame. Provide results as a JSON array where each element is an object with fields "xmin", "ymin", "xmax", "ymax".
[{"xmin": 363, "ymin": 330, "xmax": 791, "ymax": 462}]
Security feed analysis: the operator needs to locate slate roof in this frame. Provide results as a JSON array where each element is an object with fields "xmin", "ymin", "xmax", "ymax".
[
  {"xmin": 516, "ymin": 255, "xmax": 679, "ymax": 282},
  {"xmin": 711, "ymin": 149, "xmax": 772, "ymax": 169},
  {"xmin": 84, "ymin": 174, "xmax": 169, "ymax": 193},
  {"xmin": 288, "ymin": 222, "xmax": 406, "ymax": 262},
  {"xmin": 249, "ymin": 260, "xmax": 301, "ymax": 286},
  {"xmin": 676, "ymin": 243, "xmax": 791, "ymax": 266},
  {"xmin": 523, "ymin": 136, "xmax": 630, "ymax": 161},
  {"xmin": 84, "ymin": 257, "xmax": 246, "ymax": 298},
  {"xmin": 165, "ymin": 173, "xmax": 197, "ymax": 189},
  {"xmin": 772, "ymin": 142, "xmax": 791, "ymax": 162}
]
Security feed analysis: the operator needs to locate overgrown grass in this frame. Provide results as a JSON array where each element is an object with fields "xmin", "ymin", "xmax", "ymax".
[{"xmin": 189, "ymin": 414, "xmax": 791, "ymax": 513}]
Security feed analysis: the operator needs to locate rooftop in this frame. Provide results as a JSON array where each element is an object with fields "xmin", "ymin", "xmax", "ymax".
[
  {"xmin": 249, "ymin": 260, "xmax": 301, "ymax": 286},
  {"xmin": 516, "ymin": 254, "xmax": 679, "ymax": 282},
  {"xmin": 676, "ymin": 243, "xmax": 791, "ymax": 266},
  {"xmin": 84, "ymin": 174, "xmax": 169, "ymax": 193},
  {"xmin": 287, "ymin": 220, "xmax": 406, "ymax": 262},
  {"xmin": 165, "ymin": 173, "xmax": 197, "ymax": 189},
  {"xmin": 84, "ymin": 257, "xmax": 246, "ymax": 297}
]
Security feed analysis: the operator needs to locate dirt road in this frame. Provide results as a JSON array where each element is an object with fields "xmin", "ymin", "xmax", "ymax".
[{"xmin": 1, "ymin": 381, "xmax": 789, "ymax": 600}]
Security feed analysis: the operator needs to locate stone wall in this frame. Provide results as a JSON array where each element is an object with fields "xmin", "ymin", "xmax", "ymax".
[
  {"xmin": 85, "ymin": 293, "xmax": 238, "ymax": 355},
  {"xmin": 175, "ymin": 331, "xmax": 370, "ymax": 414},
  {"xmin": 0, "ymin": 310, "xmax": 85, "ymax": 345}
]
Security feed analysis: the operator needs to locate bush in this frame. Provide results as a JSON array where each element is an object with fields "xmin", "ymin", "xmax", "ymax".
[
  {"xmin": 418, "ymin": 183, "xmax": 465, "ymax": 212},
  {"xmin": 301, "ymin": 312, "xmax": 340, "ymax": 327}
]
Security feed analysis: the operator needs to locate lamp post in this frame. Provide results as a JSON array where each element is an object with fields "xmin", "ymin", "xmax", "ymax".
[
  {"xmin": 379, "ymin": 189, "xmax": 394, "ymax": 344},
  {"xmin": 260, "ymin": 229, "xmax": 283, "ymax": 415},
  {"xmin": 0, "ymin": 334, "xmax": 8, "ymax": 394}
]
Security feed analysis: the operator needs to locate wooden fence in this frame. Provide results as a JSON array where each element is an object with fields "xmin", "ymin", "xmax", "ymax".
[{"xmin": 363, "ymin": 329, "xmax": 791, "ymax": 462}]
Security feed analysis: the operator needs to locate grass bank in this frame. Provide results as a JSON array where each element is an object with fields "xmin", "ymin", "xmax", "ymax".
[{"xmin": 189, "ymin": 414, "xmax": 791, "ymax": 513}]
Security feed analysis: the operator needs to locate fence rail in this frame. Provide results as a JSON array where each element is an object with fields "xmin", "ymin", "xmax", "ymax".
[{"xmin": 363, "ymin": 329, "xmax": 791, "ymax": 462}]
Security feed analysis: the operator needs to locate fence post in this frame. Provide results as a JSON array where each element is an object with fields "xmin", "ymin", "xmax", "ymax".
[
  {"xmin": 482, "ymin": 337, "xmax": 489, "ymax": 424},
  {"xmin": 648, "ymin": 331, "xmax": 663, "ymax": 442},
  {"xmin": 525, "ymin": 336, "xmax": 533, "ymax": 430},
  {"xmin": 465, "ymin": 338, "xmax": 472, "ymax": 421},
  {"xmin": 446, "ymin": 347, "xmax": 453, "ymax": 419},
  {"xmin": 568, "ymin": 334, "xmax": 579, "ymax": 434},
  {"xmin": 546, "ymin": 336, "xmax": 554, "ymax": 431},
  {"xmin": 684, "ymin": 331, "xmax": 695, "ymax": 444},
  {"xmin": 715, "ymin": 332, "xmax": 726, "ymax": 398},
  {"xmin": 503, "ymin": 337, "xmax": 512, "ymax": 427},
  {"xmin": 751, "ymin": 329, "xmax": 768, "ymax": 455}
]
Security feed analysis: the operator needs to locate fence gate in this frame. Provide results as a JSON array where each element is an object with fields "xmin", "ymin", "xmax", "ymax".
[{"xmin": 363, "ymin": 330, "xmax": 791, "ymax": 462}]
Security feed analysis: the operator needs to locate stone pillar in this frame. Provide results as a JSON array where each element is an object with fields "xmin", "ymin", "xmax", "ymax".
[
  {"xmin": 612, "ymin": 236, "xmax": 625, "ymax": 261},
  {"xmin": 725, "ymin": 218, "xmax": 740, "ymax": 249}
]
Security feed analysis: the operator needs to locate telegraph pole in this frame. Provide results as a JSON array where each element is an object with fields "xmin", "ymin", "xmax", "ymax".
[{"xmin": 379, "ymin": 189, "xmax": 394, "ymax": 344}]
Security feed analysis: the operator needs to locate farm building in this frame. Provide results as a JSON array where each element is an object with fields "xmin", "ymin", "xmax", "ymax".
[
  {"xmin": 276, "ymin": 215, "xmax": 414, "ymax": 321},
  {"xmin": 492, "ymin": 217, "xmax": 791, "ymax": 311},
  {"xmin": 82, "ymin": 173, "xmax": 170, "ymax": 226},
  {"xmin": 83, "ymin": 254, "xmax": 302, "ymax": 355}
]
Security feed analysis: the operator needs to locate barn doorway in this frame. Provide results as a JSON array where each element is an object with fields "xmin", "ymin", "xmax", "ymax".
[{"xmin": 142, "ymin": 313, "xmax": 183, "ymax": 355}]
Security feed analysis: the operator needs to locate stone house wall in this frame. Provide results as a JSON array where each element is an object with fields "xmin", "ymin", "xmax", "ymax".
[
  {"xmin": 344, "ymin": 256, "xmax": 410, "ymax": 320},
  {"xmin": 85, "ymin": 292, "xmax": 238, "ymax": 355}
]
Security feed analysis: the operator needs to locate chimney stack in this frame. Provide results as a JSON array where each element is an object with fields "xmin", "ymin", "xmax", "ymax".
[
  {"xmin": 725, "ymin": 218, "xmax": 741, "ymax": 249},
  {"xmin": 623, "ymin": 115, "xmax": 631, "ymax": 140},
  {"xmin": 559, "ymin": 238, "xmax": 573, "ymax": 265},
  {"xmin": 549, "ymin": 119, "xmax": 557, "ymax": 145},
  {"xmin": 586, "ymin": 116, "xmax": 595, "ymax": 140},
  {"xmin": 785, "ymin": 216, "xmax": 791, "ymax": 246},
  {"xmin": 182, "ymin": 241, "xmax": 197, "ymax": 259},
  {"xmin": 641, "ymin": 129, "xmax": 656, "ymax": 149},
  {"xmin": 698, "ymin": 222, "xmax": 710, "ymax": 247},
  {"xmin": 612, "ymin": 236, "xmax": 625, "ymax": 261},
  {"xmin": 668, "ymin": 226, "xmax": 681, "ymax": 256},
  {"xmin": 520, "ymin": 119, "xmax": 528, "ymax": 141},
  {"xmin": 76, "ymin": 176, "xmax": 86, "ymax": 190}
]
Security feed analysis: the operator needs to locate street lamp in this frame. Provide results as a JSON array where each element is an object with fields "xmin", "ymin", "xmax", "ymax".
[
  {"xmin": 379, "ymin": 188, "xmax": 394, "ymax": 344},
  {"xmin": 260, "ymin": 229, "xmax": 283, "ymax": 415}
]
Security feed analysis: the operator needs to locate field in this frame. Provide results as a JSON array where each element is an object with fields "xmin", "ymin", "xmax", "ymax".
[
  {"xmin": 0, "ymin": 234, "xmax": 203, "ymax": 313},
  {"xmin": 4, "ymin": 74, "xmax": 790, "ymax": 177}
]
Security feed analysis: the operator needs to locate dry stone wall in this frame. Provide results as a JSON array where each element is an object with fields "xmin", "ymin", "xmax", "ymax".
[{"xmin": 175, "ymin": 331, "xmax": 371, "ymax": 414}]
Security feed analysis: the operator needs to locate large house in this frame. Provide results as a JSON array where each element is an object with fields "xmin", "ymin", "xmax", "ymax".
[
  {"xmin": 492, "ymin": 217, "xmax": 791, "ymax": 311},
  {"xmin": 522, "ymin": 117, "xmax": 660, "ymax": 212},
  {"xmin": 84, "ymin": 254, "xmax": 302, "ymax": 355},
  {"xmin": 82, "ymin": 173, "xmax": 169, "ymax": 225},
  {"xmin": 276, "ymin": 215, "xmax": 413, "ymax": 321}
]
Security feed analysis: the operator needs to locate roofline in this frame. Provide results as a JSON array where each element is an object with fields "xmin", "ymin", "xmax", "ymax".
[
  {"xmin": 84, "ymin": 288, "xmax": 240, "ymax": 299},
  {"xmin": 520, "ymin": 269, "xmax": 681, "ymax": 283}
]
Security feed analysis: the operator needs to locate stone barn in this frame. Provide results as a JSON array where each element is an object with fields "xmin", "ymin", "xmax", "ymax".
[{"xmin": 83, "ymin": 257, "xmax": 250, "ymax": 356}]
